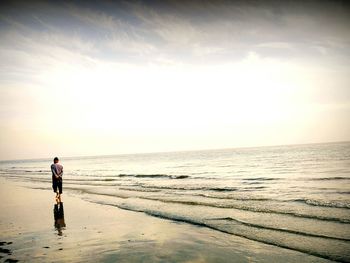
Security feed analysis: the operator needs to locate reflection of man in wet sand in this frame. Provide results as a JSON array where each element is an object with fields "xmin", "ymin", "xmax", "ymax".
[
  {"xmin": 51, "ymin": 157, "xmax": 63, "ymax": 202},
  {"xmin": 53, "ymin": 202, "xmax": 66, "ymax": 236}
]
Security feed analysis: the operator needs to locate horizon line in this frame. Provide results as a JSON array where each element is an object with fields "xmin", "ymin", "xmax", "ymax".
[{"xmin": 1, "ymin": 140, "xmax": 349, "ymax": 163}]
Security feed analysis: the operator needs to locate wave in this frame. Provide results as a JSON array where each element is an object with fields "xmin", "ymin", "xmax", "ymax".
[
  {"xmin": 28, "ymin": 182, "xmax": 350, "ymax": 226},
  {"xmin": 311, "ymin": 177, "xmax": 350, "ymax": 181},
  {"xmin": 1, "ymin": 175, "xmax": 52, "ymax": 183},
  {"xmin": 137, "ymin": 184, "xmax": 266, "ymax": 192},
  {"xmin": 2, "ymin": 171, "xmax": 190, "ymax": 180},
  {"xmin": 337, "ymin": 191, "xmax": 350, "ymax": 194},
  {"xmin": 105, "ymin": 186, "xmax": 350, "ymax": 212},
  {"xmin": 24, "ymin": 170, "xmax": 46, "ymax": 173},
  {"xmin": 1, "ymin": 169, "xmax": 47, "ymax": 174},
  {"xmin": 101, "ymin": 186, "xmax": 273, "ymax": 202},
  {"xmin": 146, "ymin": 198, "xmax": 350, "ymax": 224},
  {"xmin": 22, "ymin": 182, "xmax": 350, "ymax": 262},
  {"xmin": 242, "ymin": 177, "xmax": 280, "ymax": 181},
  {"xmin": 61, "ymin": 183, "xmax": 350, "ymax": 224},
  {"xmin": 136, "ymin": 184, "xmax": 238, "ymax": 192},
  {"xmin": 118, "ymin": 174, "xmax": 189, "ymax": 179},
  {"xmin": 240, "ymin": 186, "xmax": 267, "ymax": 190},
  {"xmin": 207, "ymin": 187, "xmax": 238, "ymax": 192},
  {"xmin": 119, "ymin": 187, "xmax": 162, "ymax": 193},
  {"xmin": 70, "ymin": 186, "xmax": 350, "ymax": 224},
  {"xmin": 208, "ymin": 217, "xmax": 350, "ymax": 241},
  {"xmin": 86, "ymin": 198, "xmax": 350, "ymax": 263},
  {"xmin": 67, "ymin": 178, "xmax": 122, "ymax": 182},
  {"xmin": 190, "ymin": 193, "xmax": 272, "ymax": 201},
  {"xmin": 5, "ymin": 174, "xmax": 350, "ymax": 223},
  {"xmin": 242, "ymin": 181, "xmax": 264, "ymax": 185},
  {"xmin": 294, "ymin": 198, "xmax": 350, "ymax": 209}
]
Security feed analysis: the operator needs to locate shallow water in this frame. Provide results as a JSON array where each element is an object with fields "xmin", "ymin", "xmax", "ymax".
[{"xmin": 1, "ymin": 141, "xmax": 349, "ymax": 262}]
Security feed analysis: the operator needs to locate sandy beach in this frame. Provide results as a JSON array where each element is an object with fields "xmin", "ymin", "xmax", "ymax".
[{"xmin": 0, "ymin": 177, "xmax": 333, "ymax": 263}]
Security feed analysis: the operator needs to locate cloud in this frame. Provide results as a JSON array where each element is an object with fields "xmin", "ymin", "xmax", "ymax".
[
  {"xmin": 0, "ymin": 0, "xmax": 349, "ymax": 159},
  {"xmin": 2, "ymin": 0, "xmax": 349, "ymax": 65}
]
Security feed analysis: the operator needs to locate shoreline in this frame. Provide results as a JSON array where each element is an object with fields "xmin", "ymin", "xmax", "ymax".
[{"xmin": 0, "ymin": 178, "xmax": 331, "ymax": 262}]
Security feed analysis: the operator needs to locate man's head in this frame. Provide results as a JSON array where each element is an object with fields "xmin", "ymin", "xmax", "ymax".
[{"xmin": 54, "ymin": 157, "xmax": 59, "ymax": 163}]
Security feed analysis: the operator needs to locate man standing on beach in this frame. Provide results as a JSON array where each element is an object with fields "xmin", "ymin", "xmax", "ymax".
[{"xmin": 51, "ymin": 157, "xmax": 63, "ymax": 201}]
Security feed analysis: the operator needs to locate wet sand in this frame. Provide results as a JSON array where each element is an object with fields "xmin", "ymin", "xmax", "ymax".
[{"xmin": 0, "ymin": 178, "xmax": 331, "ymax": 262}]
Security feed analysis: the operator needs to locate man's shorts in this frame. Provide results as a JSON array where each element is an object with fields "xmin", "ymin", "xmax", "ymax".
[{"xmin": 52, "ymin": 180, "xmax": 62, "ymax": 194}]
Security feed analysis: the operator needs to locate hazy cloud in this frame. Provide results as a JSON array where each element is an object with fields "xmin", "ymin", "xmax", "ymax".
[
  {"xmin": 0, "ymin": 0, "xmax": 349, "ymax": 159},
  {"xmin": 1, "ymin": 0, "xmax": 349, "ymax": 65}
]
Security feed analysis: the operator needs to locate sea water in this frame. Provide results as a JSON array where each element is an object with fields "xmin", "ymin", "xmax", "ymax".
[{"xmin": 1, "ymin": 141, "xmax": 349, "ymax": 262}]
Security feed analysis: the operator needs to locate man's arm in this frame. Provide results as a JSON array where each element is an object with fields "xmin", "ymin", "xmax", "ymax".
[
  {"xmin": 51, "ymin": 164, "xmax": 59, "ymax": 179},
  {"xmin": 58, "ymin": 166, "xmax": 63, "ymax": 177},
  {"xmin": 57, "ymin": 166, "xmax": 63, "ymax": 180}
]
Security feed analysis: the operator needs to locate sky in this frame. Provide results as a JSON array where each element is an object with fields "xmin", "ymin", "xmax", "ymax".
[{"xmin": 0, "ymin": 0, "xmax": 349, "ymax": 160}]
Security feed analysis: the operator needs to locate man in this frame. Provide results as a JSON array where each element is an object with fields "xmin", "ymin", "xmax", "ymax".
[{"xmin": 51, "ymin": 157, "xmax": 63, "ymax": 201}]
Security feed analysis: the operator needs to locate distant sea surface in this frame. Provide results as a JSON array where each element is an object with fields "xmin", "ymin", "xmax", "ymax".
[{"xmin": 1, "ymin": 142, "xmax": 350, "ymax": 262}]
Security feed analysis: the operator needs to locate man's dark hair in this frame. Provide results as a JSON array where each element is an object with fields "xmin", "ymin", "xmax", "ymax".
[{"xmin": 54, "ymin": 157, "xmax": 59, "ymax": 162}]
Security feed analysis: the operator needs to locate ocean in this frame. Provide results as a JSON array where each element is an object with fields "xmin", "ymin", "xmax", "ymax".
[{"xmin": 1, "ymin": 141, "xmax": 349, "ymax": 262}]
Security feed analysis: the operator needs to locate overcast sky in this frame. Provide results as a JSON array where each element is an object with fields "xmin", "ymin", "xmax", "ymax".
[{"xmin": 0, "ymin": 0, "xmax": 349, "ymax": 160}]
